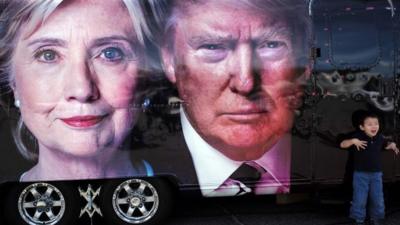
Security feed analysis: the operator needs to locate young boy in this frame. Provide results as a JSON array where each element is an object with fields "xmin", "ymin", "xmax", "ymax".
[{"xmin": 340, "ymin": 111, "xmax": 399, "ymax": 225}]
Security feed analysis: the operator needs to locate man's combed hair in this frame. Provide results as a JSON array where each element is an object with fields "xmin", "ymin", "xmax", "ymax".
[{"xmin": 148, "ymin": 0, "xmax": 313, "ymax": 71}]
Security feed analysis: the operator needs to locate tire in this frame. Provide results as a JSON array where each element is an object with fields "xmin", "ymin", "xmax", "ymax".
[
  {"xmin": 102, "ymin": 178, "xmax": 174, "ymax": 225},
  {"xmin": 4, "ymin": 182, "xmax": 79, "ymax": 225}
]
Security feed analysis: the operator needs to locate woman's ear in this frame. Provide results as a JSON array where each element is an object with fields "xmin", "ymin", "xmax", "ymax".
[
  {"xmin": 9, "ymin": 77, "xmax": 16, "ymax": 90},
  {"xmin": 13, "ymin": 90, "xmax": 21, "ymax": 108},
  {"xmin": 10, "ymin": 80, "xmax": 21, "ymax": 107},
  {"xmin": 160, "ymin": 47, "xmax": 177, "ymax": 84},
  {"xmin": 9, "ymin": 77, "xmax": 16, "ymax": 92}
]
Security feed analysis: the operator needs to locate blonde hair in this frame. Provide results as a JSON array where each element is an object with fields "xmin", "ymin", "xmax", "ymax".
[
  {"xmin": 153, "ymin": 0, "xmax": 313, "ymax": 67},
  {"xmin": 0, "ymin": 0, "xmax": 153, "ymax": 161}
]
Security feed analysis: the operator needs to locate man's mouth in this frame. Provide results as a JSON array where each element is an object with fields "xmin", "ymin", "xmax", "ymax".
[
  {"xmin": 223, "ymin": 107, "xmax": 269, "ymax": 123},
  {"xmin": 220, "ymin": 96, "xmax": 276, "ymax": 123}
]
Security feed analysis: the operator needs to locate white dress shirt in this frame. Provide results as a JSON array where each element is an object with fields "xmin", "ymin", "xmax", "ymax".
[{"xmin": 180, "ymin": 108, "xmax": 291, "ymax": 197}]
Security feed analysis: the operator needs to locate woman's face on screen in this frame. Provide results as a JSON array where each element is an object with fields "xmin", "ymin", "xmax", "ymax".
[{"xmin": 11, "ymin": 0, "xmax": 143, "ymax": 158}]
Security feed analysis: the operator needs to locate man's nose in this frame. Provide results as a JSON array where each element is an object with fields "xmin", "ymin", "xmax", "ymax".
[
  {"xmin": 63, "ymin": 58, "xmax": 99, "ymax": 103},
  {"xmin": 229, "ymin": 45, "xmax": 257, "ymax": 95}
]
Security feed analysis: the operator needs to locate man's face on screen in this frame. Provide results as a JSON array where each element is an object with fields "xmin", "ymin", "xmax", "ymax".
[{"xmin": 162, "ymin": 1, "xmax": 307, "ymax": 160}]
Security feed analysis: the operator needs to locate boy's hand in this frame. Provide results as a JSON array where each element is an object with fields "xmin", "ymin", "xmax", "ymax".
[
  {"xmin": 385, "ymin": 142, "xmax": 399, "ymax": 155},
  {"xmin": 352, "ymin": 138, "xmax": 367, "ymax": 151}
]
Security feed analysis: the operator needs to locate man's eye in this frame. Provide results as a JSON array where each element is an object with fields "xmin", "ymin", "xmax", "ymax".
[
  {"xmin": 100, "ymin": 47, "xmax": 124, "ymax": 61},
  {"xmin": 261, "ymin": 41, "xmax": 285, "ymax": 49},
  {"xmin": 199, "ymin": 44, "xmax": 223, "ymax": 50},
  {"xmin": 34, "ymin": 49, "xmax": 58, "ymax": 62},
  {"xmin": 196, "ymin": 43, "xmax": 228, "ymax": 63},
  {"xmin": 256, "ymin": 40, "xmax": 289, "ymax": 60}
]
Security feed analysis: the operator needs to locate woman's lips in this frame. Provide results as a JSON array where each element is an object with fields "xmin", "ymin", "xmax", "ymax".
[{"xmin": 61, "ymin": 115, "xmax": 106, "ymax": 128}]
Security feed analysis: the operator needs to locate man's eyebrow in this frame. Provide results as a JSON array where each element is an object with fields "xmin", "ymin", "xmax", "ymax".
[
  {"xmin": 187, "ymin": 26, "xmax": 291, "ymax": 47},
  {"xmin": 27, "ymin": 38, "xmax": 66, "ymax": 47},
  {"xmin": 188, "ymin": 34, "xmax": 234, "ymax": 47},
  {"xmin": 256, "ymin": 26, "xmax": 291, "ymax": 41},
  {"xmin": 90, "ymin": 35, "xmax": 137, "ymax": 48}
]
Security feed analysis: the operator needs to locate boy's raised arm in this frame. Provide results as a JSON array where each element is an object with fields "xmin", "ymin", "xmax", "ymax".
[
  {"xmin": 385, "ymin": 142, "xmax": 399, "ymax": 155},
  {"xmin": 340, "ymin": 138, "xmax": 367, "ymax": 151}
]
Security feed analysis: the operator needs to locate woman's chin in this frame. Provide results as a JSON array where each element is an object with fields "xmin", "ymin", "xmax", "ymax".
[{"xmin": 50, "ymin": 145, "xmax": 112, "ymax": 159}]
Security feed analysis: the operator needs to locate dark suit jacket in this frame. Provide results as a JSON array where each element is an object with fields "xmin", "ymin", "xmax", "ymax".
[{"xmin": 132, "ymin": 126, "xmax": 201, "ymax": 195}]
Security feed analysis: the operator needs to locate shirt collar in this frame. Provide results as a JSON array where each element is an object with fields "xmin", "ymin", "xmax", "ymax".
[
  {"xmin": 180, "ymin": 108, "xmax": 291, "ymax": 196},
  {"xmin": 356, "ymin": 130, "xmax": 378, "ymax": 141}
]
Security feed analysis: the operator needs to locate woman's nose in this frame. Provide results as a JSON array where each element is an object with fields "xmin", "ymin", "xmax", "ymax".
[
  {"xmin": 229, "ymin": 45, "xmax": 257, "ymax": 95},
  {"xmin": 63, "ymin": 59, "xmax": 99, "ymax": 103}
]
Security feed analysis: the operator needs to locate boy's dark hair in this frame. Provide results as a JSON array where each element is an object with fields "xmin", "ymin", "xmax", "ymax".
[
  {"xmin": 358, "ymin": 111, "xmax": 379, "ymax": 126},
  {"xmin": 352, "ymin": 110, "xmax": 367, "ymax": 129}
]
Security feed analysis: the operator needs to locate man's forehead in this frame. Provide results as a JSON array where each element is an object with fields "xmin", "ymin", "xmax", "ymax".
[
  {"xmin": 176, "ymin": 0, "xmax": 286, "ymax": 16},
  {"xmin": 178, "ymin": 14, "xmax": 291, "ymax": 43},
  {"xmin": 175, "ymin": 1, "xmax": 290, "ymax": 31},
  {"xmin": 185, "ymin": 26, "xmax": 291, "ymax": 46}
]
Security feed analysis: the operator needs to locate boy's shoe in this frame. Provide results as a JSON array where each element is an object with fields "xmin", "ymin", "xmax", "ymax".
[{"xmin": 353, "ymin": 221, "xmax": 365, "ymax": 225}]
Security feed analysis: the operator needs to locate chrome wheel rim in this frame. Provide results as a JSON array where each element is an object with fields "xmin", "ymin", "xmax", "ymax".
[
  {"xmin": 112, "ymin": 179, "xmax": 159, "ymax": 224},
  {"xmin": 18, "ymin": 183, "xmax": 65, "ymax": 225}
]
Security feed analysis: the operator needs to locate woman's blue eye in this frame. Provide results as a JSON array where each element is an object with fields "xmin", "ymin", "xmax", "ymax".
[
  {"xmin": 35, "ymin": 49, "xmax": 58, "ymax": 62},
  {"xmin": 43, "ymin": 51, "xmax": 56, "ymax": 60},
  {"xmin": 101, "ymin": 47, "xmax": 124, "ymax": 61}
]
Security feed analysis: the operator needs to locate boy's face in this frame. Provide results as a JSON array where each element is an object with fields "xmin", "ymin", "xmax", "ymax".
[{"xmin": 360, "ymin": 117, "xmax": 380, "ymax": 137}]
